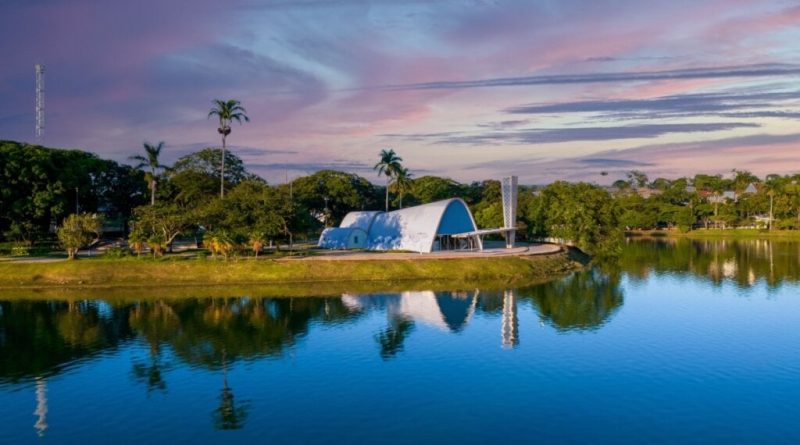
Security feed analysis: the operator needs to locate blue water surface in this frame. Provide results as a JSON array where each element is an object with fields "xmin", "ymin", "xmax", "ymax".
[{"xmin": 1, "ymin": 239, "xmax": 799, "ymax": 444}]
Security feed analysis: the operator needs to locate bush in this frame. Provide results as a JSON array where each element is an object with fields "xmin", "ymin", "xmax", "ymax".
[
  {"xmin": 103, "ymin": 246, "xmax": 131, "ymax": 258},
  {"xmin": 57, "ymin": 213, "xmax": 102, "ymax": 260},
  {"xmin": 10, "ymin": 245, "xmax": 30, "ymax": 256}
]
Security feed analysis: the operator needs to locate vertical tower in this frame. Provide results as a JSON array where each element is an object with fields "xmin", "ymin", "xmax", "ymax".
[
  {"xmin": 501, "ymin": 176, "xmax": 518, "ymax": 248},
  {"xmin": 35, "ymin": 64, "xmax": 45, "ymax": 143}
]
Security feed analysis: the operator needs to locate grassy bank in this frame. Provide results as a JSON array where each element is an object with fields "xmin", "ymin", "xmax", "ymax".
[
  {"xmin": 0, "ymin": 251, "xmax": 581, "ymax": 295},
  {"xmin": 627, "ymin": 229, "xmax": 800, "ymax": 240}
]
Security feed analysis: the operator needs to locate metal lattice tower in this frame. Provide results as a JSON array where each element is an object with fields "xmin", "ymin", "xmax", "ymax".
[
  {"xmin": 501, "ymin": 176, "xmax": 518, "ymax": 248},
  {"xmin": 35, "ymin": 64, "xmax": 45, "ymax": 143}
]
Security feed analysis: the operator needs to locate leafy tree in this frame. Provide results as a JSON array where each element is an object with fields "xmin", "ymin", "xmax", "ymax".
[
  {"xmin": 374, "ymin": 148, "xmax": 403, "ymax": 211},
  {"xmin": 526, "ymin": 182, "xmax": 621, "ymax": 256},
  {"xmin": 612, "ymin": 179, "xmax": 630, "ymax": 190},
  {"xmin": 130, "ymin": 204, "xmax": 191, "ymax": 253},
  {"xmin": 57, "ymin": 213, "xmax": 102, "ymax": 260},
  {"xmin": 731, "ymin": 169, "xmax": 759, "ymax": 192},
  {"xmin": 171, "ymin": 148, "xmax": 253, "ymax": 208},
  {"xmin": 626, "ymin": 170, "xmax": 649, "ymax": 189},
  {"xmin": 201, "ymin": 180, "xmax": 286, "ymax": 251},
  {"xmin": 291, "ymin": 170, "xmax": 377, "ymax": 226},
  {"xmin": 470, "ymin": 180, "xmax": 503, "ymax": 229},
  {"xmin": 208, "ymin": 99, "xmax": 249, "ymax": 198},
  {"xmin": 129, "ymin": 141, "xmax": 168, "ymax": 205},
  {"xmin": 408, "ymin": 175, "xmax": 462, "ymax": 204}
]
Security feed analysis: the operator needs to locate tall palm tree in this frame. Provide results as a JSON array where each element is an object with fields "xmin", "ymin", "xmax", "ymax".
[
  {"xmin": 208, "ymin": 99, "xmax": 250, "ymax": 198},
  {"xmin": 130, "ymin": 141, "xmax": 167, "ymax": 205},
  {"xmin": 390, "ymin": 167, "xmax": 413, "ymax": 209},
  {"xmin": 374, "ymin": 148, "xmax": 403, "ymax": 212}
]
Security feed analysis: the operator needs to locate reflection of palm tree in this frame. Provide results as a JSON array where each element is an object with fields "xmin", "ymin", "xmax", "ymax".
[
  {"xmin": 212, "ymin": 350, "xmax": 249, "ymax": 430},
  {"xmin": 132, "ymin": 356, "xmax": 168, "ymax": 394},
  {"xmin": 376, "ymin": 317, "xmax": 414, "ymax": 359}
]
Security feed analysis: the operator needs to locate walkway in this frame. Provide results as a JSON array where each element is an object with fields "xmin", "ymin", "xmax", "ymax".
[{"xmin": 282, "ymin": 243, "xmax": 562, "ymax": 262}]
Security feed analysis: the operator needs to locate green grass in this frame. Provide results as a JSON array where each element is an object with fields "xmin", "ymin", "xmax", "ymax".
[
  {"xmin": 0, "ymin": 251, "xmax": 581, "ymax": 295},
  {"xmin": 627, "ymin": 229, "xmax": 800, "ymax": 240}
]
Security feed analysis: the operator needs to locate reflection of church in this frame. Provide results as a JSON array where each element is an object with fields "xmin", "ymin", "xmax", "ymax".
[{"xmin": 341, "ymin": 289, "xmax": 519, "ymax": 348}]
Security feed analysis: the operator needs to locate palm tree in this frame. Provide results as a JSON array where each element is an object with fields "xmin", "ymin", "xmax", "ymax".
[
  {"xmin": 390, "ymin": 167, "xmax": 413, "ymax": 209},
  {"xmin": 208, "ymin": 99, "xmax": 250, "ymax": 199},
  {"xmin": 130, "ymin": 141, "xmax": 167, "ymax": 205},
  {"xmin": 374, "ymin": 148, "xmax": 403, "ymax": 212}
]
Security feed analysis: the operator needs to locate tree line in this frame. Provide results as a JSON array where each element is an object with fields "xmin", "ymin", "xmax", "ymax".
[
  {"xmin": 613, "ymin": 169, "xmax": 800, "ymax": 231},
  {"xmin": 0, "ymin": 137, "xmax": 626, "ymax": 257}
]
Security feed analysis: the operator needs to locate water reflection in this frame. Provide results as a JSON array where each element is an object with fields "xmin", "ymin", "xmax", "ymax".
[
  {"xmin": 522, "ymin": 269, "xmax": 624, "ymax": 332},
  {"xmin": 212, "ymin": 350, "xmax": 249, "ymax": 430},
  {"xmin": 2, "ymin": 239, "xmax": 800, "ymax": 443},
  {"xmin": 34, "ymin": 377, "xmax": 47, "ymax": 437},
  {"xmin": 620, "ymin": 238, "xmax": 800, "ymax": 287},
  {"xmin": 1, "ymin": 273, "xmax": 628, "ymax": 387}
]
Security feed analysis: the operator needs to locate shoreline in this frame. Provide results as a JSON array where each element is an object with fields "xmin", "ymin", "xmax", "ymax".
[
  {"xmin": 0, "ymin": 248, "xmax": 583, "ymax": 297},
  {"xmin": 626, "ymin": 229, "xmax": 800, "ymax": 240}
]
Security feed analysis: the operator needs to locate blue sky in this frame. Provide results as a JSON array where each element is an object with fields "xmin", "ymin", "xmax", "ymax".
[{"xmin": 1, "ymin": 0, "xmax": 799, "ymax": 184}]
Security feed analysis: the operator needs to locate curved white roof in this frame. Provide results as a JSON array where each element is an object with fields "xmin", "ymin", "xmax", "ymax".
[
  {"xmin": 340, "ymin": 211, "xmax": 382, "ymax": 232},
  {"xmin": 318, "ymin": 227, "xmax": 367, "ymax": 249},
  {"xmin": 367, "ymin": 198, "xmax": 478, "ymax": 253}
]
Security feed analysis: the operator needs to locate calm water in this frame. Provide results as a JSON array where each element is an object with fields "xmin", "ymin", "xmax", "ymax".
[{"xmin": 2, "ymin": 239, "xmax": 799, "ymax": 444}]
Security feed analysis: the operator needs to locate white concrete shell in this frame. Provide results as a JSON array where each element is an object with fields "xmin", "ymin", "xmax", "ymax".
[
  {"xmin": 323, "ymin": 198, "xmax": 479, "ymax": 253},
  {"xmin": 340, "ymin": 211, "xmax": 382, "ymax": 232},
  {"xmin": 318, "ymin": 227, "xmax": 368, "ymax": 249}
]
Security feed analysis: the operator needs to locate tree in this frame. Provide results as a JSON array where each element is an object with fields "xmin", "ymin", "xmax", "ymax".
[
  {"xmin": 130, "ymin": 204, "xmax": 191, "ymax": 254},
  {"xmin": 208, "ymin": 100, "xmax": 249, "ymax": 199},
  {"xmin": 408, "ymin": 176, "xmax": 462, "ymax": 204},
  {"xmin": 204, "ymin": 229, "xmax": 236, "ymax": 260},
  {"xmin": 374, "ymin": 148, "xmax": 403, "ymax": 212},
  {"xmin": 201, "ymin": 180, "xmax": 286, "ymax": 252},
  {"xmin": 390, "ymin": 167, "xmax": 413, "ymax": 208},
  {"xmin": 57, "ymin": 213, "xmax": 102, "ymax": 260},
  {"xmin": 525, "ymin": 182, "xmax": 621, "ymax": 256},
  {"xmin": 130, "ymin": 141, "xmax": 168, "ymax": 206},
  {"xmin": 291, "ymin": 170, "xmax": 377, "ymax": 226},
  {"xmin": 171, "ymin": 148, "xmax": 253, "ymax": 208},
  {"xmin": 0, "ymin": 141, "xmax": 140, "ymax": 243},
  {"xmin": 626, "ymin": 170, "xmax": 649, "ymax": 189}
]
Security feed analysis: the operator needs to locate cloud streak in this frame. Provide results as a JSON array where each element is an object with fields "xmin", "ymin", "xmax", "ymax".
[
  {"xmin": 386, "ymin": 122, "xmax": 760, "ymax": 146},
  {"xmin": 372, "ymin": 64, "xmax": 800, "ymax": 92}
]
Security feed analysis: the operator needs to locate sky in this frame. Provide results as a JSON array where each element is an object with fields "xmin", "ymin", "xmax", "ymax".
[{"xmin": 1, "ymin": 0, "xmax": 799, "ymax": 185}]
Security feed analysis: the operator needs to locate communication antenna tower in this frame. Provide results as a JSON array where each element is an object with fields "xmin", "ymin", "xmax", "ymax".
[{"xmin": 35, "ymin": 64, "xmax": 45, "ymax": 143}]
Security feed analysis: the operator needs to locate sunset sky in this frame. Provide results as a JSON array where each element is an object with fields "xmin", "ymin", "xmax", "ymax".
[{"xmin": 1, "ymin": 0, "xmax": 799, "ymax": 184}]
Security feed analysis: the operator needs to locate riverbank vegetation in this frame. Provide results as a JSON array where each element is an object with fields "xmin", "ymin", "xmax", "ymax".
[{"xmin": 0, "ymin": 250, "xmax": 580, "ymax": 289}]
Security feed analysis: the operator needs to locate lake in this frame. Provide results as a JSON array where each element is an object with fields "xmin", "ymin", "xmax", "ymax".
[{"xmin": 2, "ymin": 238, "xmax": 799, "ymax": 444}]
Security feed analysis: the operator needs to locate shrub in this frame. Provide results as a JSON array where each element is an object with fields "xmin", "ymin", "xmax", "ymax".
[
  {"xmin": 10, "ymin": 245, "xmax": 30, "ymax": 256},
  {"xmin": 57, "ymin": 213, "xmax": 102, "ymax": 260},
  {"xmin": 103, "ymin": 246, "xmax": 131, "ymax": 258}
]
